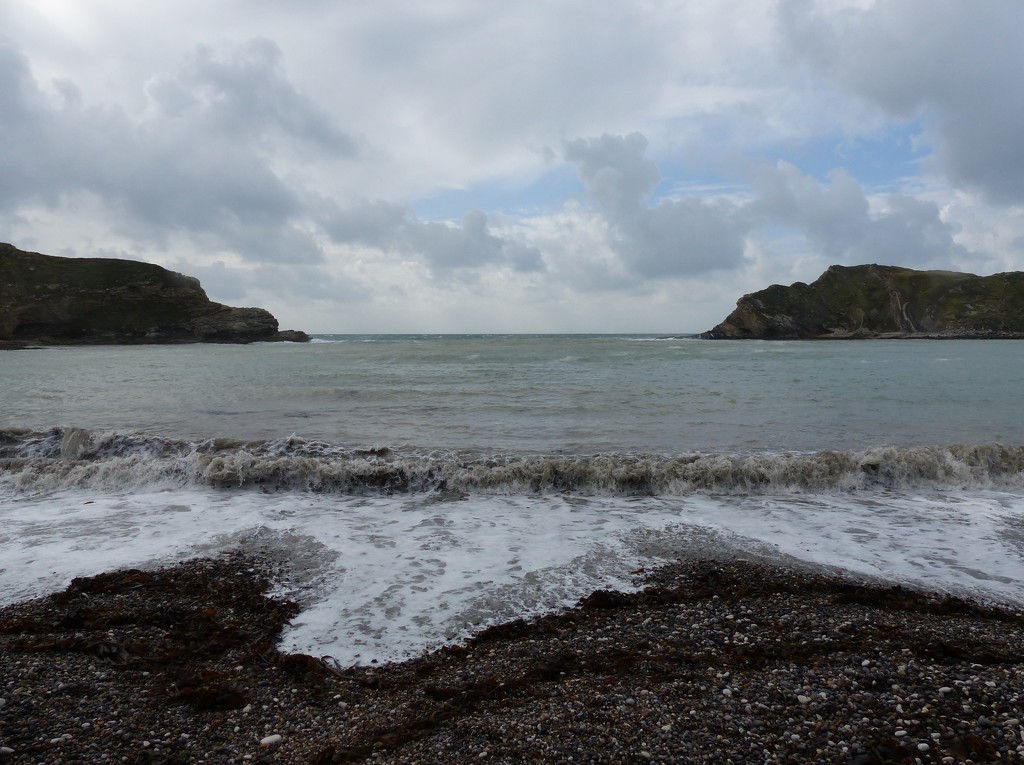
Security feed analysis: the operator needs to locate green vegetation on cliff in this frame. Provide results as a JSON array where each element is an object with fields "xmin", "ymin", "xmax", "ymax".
[
  {"xmin": 702, "ymin": 264, "xmax": 1024, "ymax": 339},
  {"xmin": 0, "ymin": 243, "xmax": 309, "ymax": 346}
]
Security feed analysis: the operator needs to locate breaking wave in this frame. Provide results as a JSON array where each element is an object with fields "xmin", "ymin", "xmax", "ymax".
[{"xmin": 3, "ymin": 427, "xmax": 1024, "ymax": 497}]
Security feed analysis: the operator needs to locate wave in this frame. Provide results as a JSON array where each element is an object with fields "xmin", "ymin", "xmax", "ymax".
[{"xmin": 2, "ymin": 427, "xmax": 1024, "ymax": 497}]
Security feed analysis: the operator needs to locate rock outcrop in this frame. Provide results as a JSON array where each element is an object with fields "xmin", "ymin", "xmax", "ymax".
[
  {"xmin": 0, "ymin": 243, "xmax": 309, "ymax": 346},
  {"xmin": 702, "ymin": 264, "xmax": 1024, "ymax": 339}
]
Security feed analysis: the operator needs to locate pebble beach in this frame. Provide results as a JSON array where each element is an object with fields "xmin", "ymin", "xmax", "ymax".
[{"xmin": 1, "ymin": 554, "xmax": 1022, "ymax": 764}]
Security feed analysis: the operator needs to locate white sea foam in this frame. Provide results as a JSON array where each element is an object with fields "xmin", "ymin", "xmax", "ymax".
[{"xmin": 1, "ymin": 485, "xmax": 1021, "ymax": 666}]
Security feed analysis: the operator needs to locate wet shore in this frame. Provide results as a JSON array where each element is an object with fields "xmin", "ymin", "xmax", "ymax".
[{"xmin": 1, "ymin": 554, "xmax": 1022, "ymax": 763}]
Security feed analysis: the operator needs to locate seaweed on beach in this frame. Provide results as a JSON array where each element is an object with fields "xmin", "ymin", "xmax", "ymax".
[{"xmin": 2, "ymin": 556, "xmax": 1023, "ymax": 764}]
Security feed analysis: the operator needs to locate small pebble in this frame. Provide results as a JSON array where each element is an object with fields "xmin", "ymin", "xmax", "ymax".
[{"xmin": 1, "ymin": 556, "xmax": 1022, "ymax": 764}]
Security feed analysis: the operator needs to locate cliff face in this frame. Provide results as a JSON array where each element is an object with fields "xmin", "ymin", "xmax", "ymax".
[
  {"xmin": 702, "ymin": 264, "xmax": 1024, "ymax": 339},
  {"xmin": 0, "ymin": 243, "xmax": 309, "ymax": 346}
]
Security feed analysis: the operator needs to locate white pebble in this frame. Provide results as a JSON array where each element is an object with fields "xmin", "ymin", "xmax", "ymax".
[
  {"xmin": 721, "ymin": 688, "xmax": 732, "ymax": 697},
  {"xmin": 797, "ymin": 695, "xmax": 811, "ymax": 704},
  {"xmin": 260, "ymin": 734, "xmax": 283, "ymax": 748},
  {"xmin": 938, "ymin": 686, "xmax": 953, "ymax": 694},
  {"xmin": 895, "ymin": 730, "xmax": 907, "ymax": 738},
  {"xmin": 917, "ymin": 743, "xmax": 930, "ymax": 752},
  {"xmin": 861, "ymin": 659, "xmax": 872, "ymax": 667}
]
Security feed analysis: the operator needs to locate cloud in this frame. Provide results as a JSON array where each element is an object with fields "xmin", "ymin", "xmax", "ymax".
[
  {"xmin": 145, "ymin": 38, "xmax": 355, "ymax": 158},
  {"xmin": 853, "ymin": 194, "xmax": 968, "ymax": 268},
  {"xmin": 751, "ymin": 163, "xmax": 870, "ymax": 258},
  {"xmin": 750, "ymin": 160, "xmax": 969, "ymax": 268},
  {"xmin": 564, "ymin": 133, "xmax": 661, "ymax": 220},
  {"xmin": 2, "ymin": 1, "xmax": 1021, "ymax": 332},
  {"xmin": 564, "ymin": 133, "xmax": 750, "ymax": 277},
  {"xmin": 0, "ymin": 36, "xmax": 356, "ymax": 264},
  {"xmin": 320, "ymin": 198, "xmax": 543, "ymax": 276},
  {"xmin": 778, "ymin": 0, "xmax": 1024, "ymax": 204}
]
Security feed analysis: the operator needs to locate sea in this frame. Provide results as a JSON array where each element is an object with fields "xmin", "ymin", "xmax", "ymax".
[{"xmin": 1, "ymin": 334, "xmax": 1022, "ymax": 667}]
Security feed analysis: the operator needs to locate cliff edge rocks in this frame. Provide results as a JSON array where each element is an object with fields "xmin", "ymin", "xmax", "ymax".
[
  {"xmin": 0, "ymin": 243, "xmax": 309, "ymax": 347},
  {"xmin": 702, "ymin": 264, "xmax": 1024, "ymax": 339}
]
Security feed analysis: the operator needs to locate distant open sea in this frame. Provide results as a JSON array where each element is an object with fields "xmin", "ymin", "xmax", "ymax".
[{"xmin": 2, "ymin": 335, "xmax": 1023, "ymax": 665}]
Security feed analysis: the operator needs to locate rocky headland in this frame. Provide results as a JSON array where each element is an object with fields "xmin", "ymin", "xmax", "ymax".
[
  {"xmin": 0, "ymin": 243, "xmax": 309, "ymax": 347},
  {"xmin": 702, "ymin": 264, "xmax": 1024, "ymax": 339}
]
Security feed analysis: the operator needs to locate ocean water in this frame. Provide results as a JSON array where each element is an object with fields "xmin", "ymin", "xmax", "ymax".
[{"xmin": 1, "ymin": 335, "xmax": 1023, "ymax": 665}]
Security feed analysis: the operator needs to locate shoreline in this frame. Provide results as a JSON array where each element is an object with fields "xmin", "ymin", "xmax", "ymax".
[{"xmin": 2, "ymin": 555, "xmax": 1022, "ymax": 764}]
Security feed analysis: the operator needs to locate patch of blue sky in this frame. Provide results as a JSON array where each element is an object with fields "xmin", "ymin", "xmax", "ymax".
[
  {"xmin": 412, "ymin": 164, "xmax": 583, "ymax": 222},
  {"xmin": 651, "ymin": 176, "xmax": 752, "ymax": 204},
  {"xmin": 754, "ymin": 120, "xmax": 931, "ymax": 191}
]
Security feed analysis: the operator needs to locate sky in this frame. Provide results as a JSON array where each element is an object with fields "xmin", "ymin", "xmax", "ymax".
[{"xmin": 2, "ymin": 0, "xmax": 1024, "ymax": 333}]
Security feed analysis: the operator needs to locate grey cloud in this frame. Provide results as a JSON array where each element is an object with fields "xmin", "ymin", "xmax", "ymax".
[
  {"xmin": 0, "ymin": 36, "xmax": 352, "ymax": 264},
  {"xmin": 0, "ymin": 40, "xmax": 38, "ymax": 127},
  {"xmin": 0, "ymin": 41, "xmax": 59, "ymax": 206},
  {"xmin": 564, "ymin": 133, "xmax": 660, "ymax": 220},
  {"xmin": 633, "ymin": 199, "xmax": 749, "ymax": 277},
  {"xmin": 147, "ymin": 38, "xmax": 356, "ymax": 157},
  {"xmin": 751, "ymin": 161, "xmax": 968, "ymax": 268},
  {"xmin": 319, "ymin": 198, "xmax": 411, "ymax": 249},
  {"xmin": 404, "ymin": 211, "xmax": 506, "ymax": 271},
  {"xmin": 407, "ymin": 212, "xmax": 544, "ymax": 274},
  {"xmin": 565, "ymin": 133, "xmax": 749, "ymax": 277},
  {"xmin": 751, "ymin": 163, "xmax": 869, "ymax": 259},
  {"xmin": 778, "ymin": 0, "xmax": 1024, "ymax": 204},
  {"xmin": 320, "ymin": 200, "xmax": 543, "ymax": 275},
  {"xmin": 850, "ymin": 194, "xmax": 968, "ymax": 268}
]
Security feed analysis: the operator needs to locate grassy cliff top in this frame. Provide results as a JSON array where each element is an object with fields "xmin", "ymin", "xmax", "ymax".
[
  {"xmin": 1, "ymin": 243, "xmax": 306, "ymax": 344},
  {"xmin": 704, "ymin": 263, "xmax": 1024, "ymax": 339}
]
